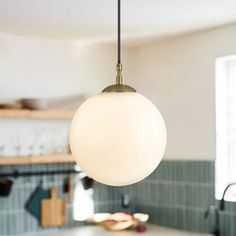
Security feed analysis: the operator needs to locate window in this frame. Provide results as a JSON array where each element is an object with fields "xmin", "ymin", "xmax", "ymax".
[{"xmin": 215, "ymin": 55, "xmax": 236, "ymax": 201}]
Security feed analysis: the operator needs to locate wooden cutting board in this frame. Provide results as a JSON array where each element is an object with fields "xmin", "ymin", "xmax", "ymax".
[{"xmin": 40, "ymin": 186, "xmax": 66, "ymax": 227}]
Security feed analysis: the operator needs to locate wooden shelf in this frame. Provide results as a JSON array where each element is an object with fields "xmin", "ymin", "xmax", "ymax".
[
  {"xmin": 0, "ymin": 109, "xmax": 75, "ymax": 119},
  {"xmin": 0, "ymin": 154, "xmax": 75, "ymax": 165}
]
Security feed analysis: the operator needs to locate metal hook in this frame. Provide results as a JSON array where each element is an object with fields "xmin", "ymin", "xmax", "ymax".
[{"xmin": 13, "ymin": 170, "xmax": 18, "ymax": 179}]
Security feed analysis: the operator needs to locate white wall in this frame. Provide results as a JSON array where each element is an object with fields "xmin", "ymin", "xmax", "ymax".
[
  {"xmin": 2, "ymin": 23, "xmax": 236, "ymax": 161},
  {"xmin": 127, "ymin": 23, "xmax": 236, "ymax": 160},
  {"xmin": 0, "ymin": 32, "xmax": 131, "ymax": 103},
  {"xmin": 0, "ymin": 32, "xmax": 132, "ymax": 158}
]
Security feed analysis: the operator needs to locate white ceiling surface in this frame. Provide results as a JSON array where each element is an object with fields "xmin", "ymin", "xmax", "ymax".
[{"xmin": 0, "ymin": 0, "xmax": 236, "ymax": 46}]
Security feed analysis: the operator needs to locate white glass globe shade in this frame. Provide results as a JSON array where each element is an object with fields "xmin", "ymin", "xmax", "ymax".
[{"xmin": 70, "ymin": 92, "xmax": 167, "ymax": 186}]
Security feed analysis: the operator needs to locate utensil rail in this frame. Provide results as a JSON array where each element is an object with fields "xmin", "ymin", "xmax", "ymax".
[{"xmin": 0, "ymin": 169, "xmax": 80, "ymax": 178}]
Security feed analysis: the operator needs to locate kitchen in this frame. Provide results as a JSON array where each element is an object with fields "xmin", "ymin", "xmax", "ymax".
[{"xmin": 0, "ymin": 1, "xmax": 236, "ymax": 236}]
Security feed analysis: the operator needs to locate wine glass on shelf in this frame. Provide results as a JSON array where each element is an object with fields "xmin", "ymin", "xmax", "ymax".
[
  {"xmin": 46, "ymin": 131, "xmax": 57, "ymax": 155},
  {"xmin": 12, "ymin": 135, "xmax": 21, "ymax": 156},
  {"xmin": 57, "ymin": 131, "xmax": 68, "ymax": 154},
  {"xmin": 38, "ymin": 132, "xmax": 46, "ymax": 156},
  {"xmin": 63, "ymin": 131, "xmax": 69, "ymax": 153},
  {"xmin": 22, "ymin": 133, "xmax": 35, "ymax": 157},
  {"xmin": 53, "ymin": 130, "xmax": 61, "ymax": 154},
  {"xmin": 32, "ymin": 130, "xmax": 46, "ymax": 156},
  {"xmin": 28, "ymin": 135, "xmax": 35, "ymax": 157},
  {"xmin": 50, "ymin": 129, "xmax": 62, "ymax": 154},
  {"xmin": 0, "ymin": 136, "xmax": 5, "ymax": 156}
]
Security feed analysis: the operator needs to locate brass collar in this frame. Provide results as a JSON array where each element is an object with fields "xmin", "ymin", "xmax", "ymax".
[{"xmin": 102, "ymin": 63, "xmax": 136, "ymax": 93}]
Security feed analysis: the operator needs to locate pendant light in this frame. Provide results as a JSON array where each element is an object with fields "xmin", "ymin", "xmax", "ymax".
[{"xmin": 70, "ymin": 0, "xmax": 167, "ymax": 186}]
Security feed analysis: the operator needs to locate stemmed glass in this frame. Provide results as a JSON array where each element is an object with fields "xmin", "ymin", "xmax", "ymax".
[
  {"xmin": 0, "ymin": 137, "xmax": 5, "ymax": 156},
  {"xmin": 57, "ymin": 131, "xmax": 69, "ymax": 154},
  {"xmin": 12, "ymin": 135, "xmax": 21, "ymax": 156},
  {"xmin": 38, "ymin": 132, "xmax": 46, "ymax": 155},
  {"xmin": 28, "ymin": 135, "xmax": 34, "ymax": 156}
]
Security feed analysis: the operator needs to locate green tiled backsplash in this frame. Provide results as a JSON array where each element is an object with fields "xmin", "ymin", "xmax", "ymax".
[
  {"xmin": 132, "ymin": 161, "xmax": 216, "ymax": 233},
  {"xmin": 94, "ymin": 161, "xmax": 236, "ymax": 236},
  {"xmin": 1, "ymin": 161, "xmax": 236, "ymax": 236},
  {"xmin": 0, "ymin": 164, "xmax": 82, "ymax": 236}
]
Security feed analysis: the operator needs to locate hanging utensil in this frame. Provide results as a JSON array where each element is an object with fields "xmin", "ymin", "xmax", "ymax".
[
  {"xmin": 0, "ymin": 178, "xmax": 13, "ymax": 197},
  {"xmin": 41, "ymin": 186, "xmax": 66, "ymax": 227},
  {"xmin": 25, "ymin": 180, "xmax": 49, "ymax": 220}
]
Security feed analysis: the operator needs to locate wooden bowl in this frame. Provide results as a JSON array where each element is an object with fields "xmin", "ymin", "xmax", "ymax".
[
  {"xmin": 20, "ymin": 98, "xmax": 48, "ymax": 110},
  {"xmin": 99, "ymin": 219, "xmax": 136, "ymax": 231},
  {"xmin": 87, "ymin": 213, "xmax": 111, "ymax": 223},
  {"xmin": 0, "ymin": 103, "xmax": 22, "ymax": 109},
  {"xmin": 133, "ymin": 213, "xmax": 149, "ymax": 222},
  {"xmin": 90, "ymin": 212, "xmax": 149, "ymax": 231},
  {"xmin": 98, "ymin": 212, "xmax": 136, "ymax": 231}
]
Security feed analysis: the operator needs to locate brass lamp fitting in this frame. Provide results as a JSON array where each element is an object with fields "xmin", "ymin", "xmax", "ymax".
[{"xmin": 102, "ymin": 63, "xmax": 136, "ymax": 93}]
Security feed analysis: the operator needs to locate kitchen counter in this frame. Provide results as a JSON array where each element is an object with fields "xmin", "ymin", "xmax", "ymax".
[{"xmin": 36, "ymin": 225, "xmax": 212, "ymax": 236}]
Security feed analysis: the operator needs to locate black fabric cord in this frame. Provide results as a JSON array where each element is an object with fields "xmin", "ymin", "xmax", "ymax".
[{"xmin": 118, "ymin": 0, "xmax": 121, "ymax": 64}]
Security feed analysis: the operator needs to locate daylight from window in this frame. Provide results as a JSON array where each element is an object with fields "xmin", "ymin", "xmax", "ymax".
[{"xmin": 215, "ymin": 55, "xmax": 236, "ymax": 201}]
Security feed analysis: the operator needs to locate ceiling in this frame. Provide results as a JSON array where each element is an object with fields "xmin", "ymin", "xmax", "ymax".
[{"xmin": 0, "ymin": 0, "xmax": 236, "ymax": 46}]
